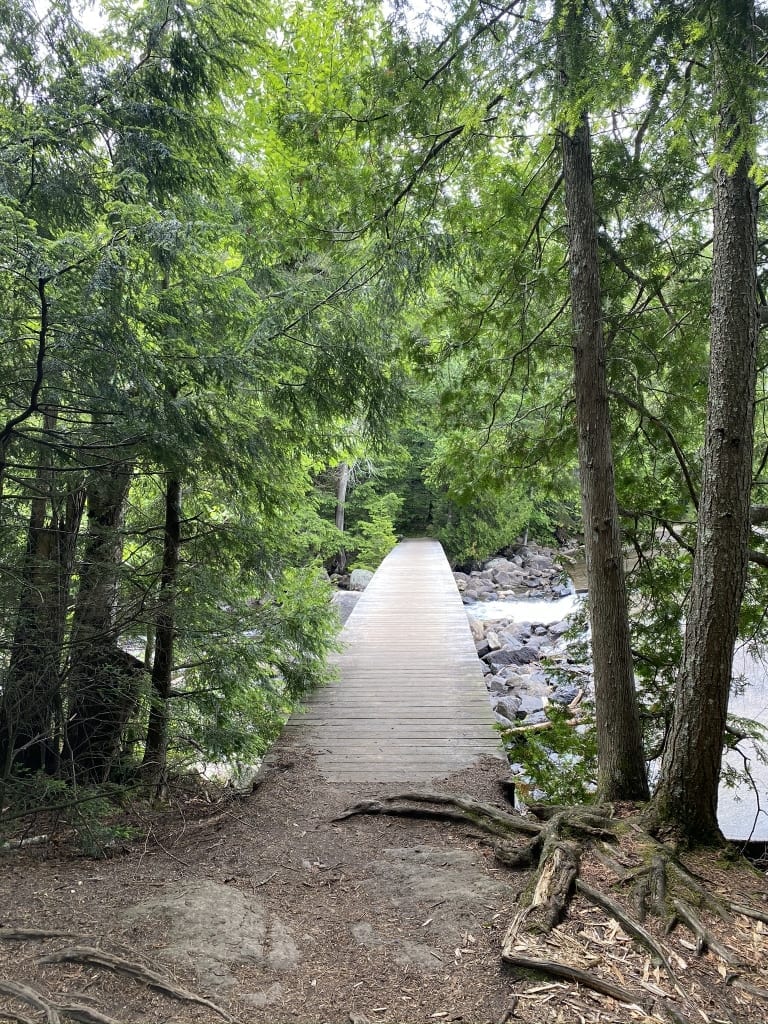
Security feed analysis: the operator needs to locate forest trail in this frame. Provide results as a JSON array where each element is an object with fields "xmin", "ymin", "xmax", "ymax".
[
  {"xmin": 282, "ymin": 538, "xmax": 502, "ymax": 782},
  {"xmin": 2, "ymin": 544, "xmax": 768, "ymax": 1023}
]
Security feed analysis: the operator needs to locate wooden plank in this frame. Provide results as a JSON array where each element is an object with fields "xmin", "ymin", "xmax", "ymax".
[{"xmin": 277, "ymin": 538, "xmax": 502, "ymax": 782}]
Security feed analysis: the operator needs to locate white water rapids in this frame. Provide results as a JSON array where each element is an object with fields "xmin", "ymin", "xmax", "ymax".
[{"xmin": 466, "ymin": 594, "xmax": 768, "ymax": 842}]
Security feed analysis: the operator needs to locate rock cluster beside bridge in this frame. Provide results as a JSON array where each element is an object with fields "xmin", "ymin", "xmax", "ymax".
[{"xmin": 454, "ymin": 545, "xmax": 591, "ymax": 732}]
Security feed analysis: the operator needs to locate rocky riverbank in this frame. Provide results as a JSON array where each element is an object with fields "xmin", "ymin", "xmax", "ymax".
[{"xmin": 454, "ymin": 543, "xmax": 591, "ymax": 732}]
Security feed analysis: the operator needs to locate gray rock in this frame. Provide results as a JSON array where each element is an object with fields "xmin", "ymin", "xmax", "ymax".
[
  {"xmin": 486, "ymin": 557, "xmax": 514, "ymax": 572},
  {"xmin": 469, "ymin": 619, "xmax": 486, "ymax": 642},
  {"xmin": 121, "ymin": 881, "xmax": 299, "ymax": 994},
  {"xmin": 476, "ymin": 641, "xmax": 491, "ymax": 659},
  {"xmin": 487, "ymin": 676, "xmax": 509, "ymax": 694},
  {"xmin": 463, "ymin": 593, "xmax": 477, "ymax": 604},
  {"xmin": 497, "ymin": 632, "xmax": 522, "ymax": 650},
  {"xmin": 493, "ymin": 695, "xmax": 522, "ymax": 721},
  {"xmin": 497, "ymin": 668, "xmax": 528, "ymax": 687},
  {"xmin": 349, "ymin": 568, "xmax": 374, "ymax": 591},
  {"xmin": 494, "ymin": 570, "xmax": 515, "ymax": 587},
  {"xmin": 518, "ymin": 694, "xmax": 545, "ymax": 715},
  {"xmin": 331, "ymin": 590, "xmax": 362, "ymax": 625},
  {"xmin": 485, "ymin": 647, "xmax": 539, "ymax": 672},
  {"xmin": 485, "ymin": 630, "xmax": 504, "ymax": 651},
  {"xmin": 528, "ymin": 554, "xmax": 554, "ymax": 569},
  {"xmin": 551, "ymin": 683, "xmax": 580, "ymax": 705},
  {"xmin": 550, "ymin": 619, "xmax": 571, "ymax": 636}
]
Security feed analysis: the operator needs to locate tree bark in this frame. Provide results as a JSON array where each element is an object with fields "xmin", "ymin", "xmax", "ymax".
[
  {"xmin": 560, "ymin": 110, "xmax": 649, "ymax": 801},
  {"xmin": 0, "ymin": 411, "xmax": 85, "ymax": 778},
  {"xmin": 651, "ymin": 0, "xmax": 758, "ymax": 843},
  {"xmin": 65, "ymin": 460, "xmax": 140, "ymax": 784},
  {"xmin": 141, "ymin": 476, "xmax": 182, "ymax": 793},
  {"xmin": 332, "ymin": 461, "xmax": 350, "ymax": 574}
]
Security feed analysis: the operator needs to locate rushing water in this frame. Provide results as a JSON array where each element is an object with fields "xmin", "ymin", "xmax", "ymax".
[
  {"xmin": 466, "ymin": 593, "xmax": 582, "ymax": 625},
  {"xmin": 467, "ymin": 590, "xmax": 768, "ymax": 842}
]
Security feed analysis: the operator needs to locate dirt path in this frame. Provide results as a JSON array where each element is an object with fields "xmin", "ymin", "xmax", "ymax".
[
  {"xmin": 2, "ymin": 743, "xmax": 768, "ymax": 1024},
  {"xmin": 0, "ymin": 749, "xmax": 525, "ymax": 1024}
]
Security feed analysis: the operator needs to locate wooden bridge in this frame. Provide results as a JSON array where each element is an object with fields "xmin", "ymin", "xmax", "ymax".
[{"xmin": 282, "ymin": 538, "xmax": 502, "ymax": 782}]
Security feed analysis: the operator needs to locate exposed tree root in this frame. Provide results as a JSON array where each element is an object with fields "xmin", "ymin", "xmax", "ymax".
[
  {"xmin": 500, "ymin": 952, "xmax": 648, "ymax": 1007},
  {"xmin": 576, "ymin": 878, "xmax": 678, "ymax": 980},
  {"xmin": 0, "ymin": 928, "xmax": 75, "ymax": 941},
  {"xmin": 0, "ymin": 978, "xmax": 122, "ymax": 1024},
  {"xmin": 0, "ymin": 979, "xmax": 60, "ymax": 1024},
  {"xmin": 334, "ymin": 790, "xmax": 542, "ymax": 837},
  {"xmin": 336, "ymin": 790, "xmax": 768, "ymax": 1021},
  {"xmin": 670, "ymin": 898, "xmax": 744, "ymax": 965},
  {"xmin": 37, "ymin": 946, "xmax": 236, "ymax": 1022}
]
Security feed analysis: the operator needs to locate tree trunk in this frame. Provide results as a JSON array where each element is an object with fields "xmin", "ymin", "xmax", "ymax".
[
  {"xmin": 560, "ymin": 110, "xmax": 649, "ymax": 801},
  {"xmin": 65, "ymin": 460, "xmax": 140, "ymax": 784},
  {"xmin": 651, "ymin": 0, "xmax": 758, "ymax": 843},
  {"xmin": 0, "ymin": 408, "xmax": 85, "ymax": 777},
  {"xmin": 141, "ymin": 476, "xmax": 182, "ymax": 793},
  {"xmin": 332, "ymin": 461, "xmax": 350, "ymax": 574}
]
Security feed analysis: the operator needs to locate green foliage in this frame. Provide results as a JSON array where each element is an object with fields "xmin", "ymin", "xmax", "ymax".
[
  {"xmin": 350, "ymin": 492, "xmax": 403, "ymax": 570},
  {"xmin": 0, "ymin": 774, "xmax": 138, "ymax": 858},
  {"xmin": 499, "ymin": 705, "xmax": 598, "ymax": 807}
]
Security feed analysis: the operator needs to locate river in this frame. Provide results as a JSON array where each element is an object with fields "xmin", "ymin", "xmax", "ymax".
[{"xmin": 467, "ymin": 590, "xmax": 768, "ymax": 842}]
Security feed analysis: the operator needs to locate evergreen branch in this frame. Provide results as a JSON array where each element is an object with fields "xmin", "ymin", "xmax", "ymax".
[
  {"xmin": 608, "ymin": 388, "xmax": 699, "ymax": 510},
  {"xmin": 380, "ymin": 94, "xmax": 504, "ymax": 225},
  {"xmin": 422, "ymin": 2, "xmax": 526, "ymax": 89}
]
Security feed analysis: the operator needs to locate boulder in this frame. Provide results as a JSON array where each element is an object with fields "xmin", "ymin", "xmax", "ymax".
[
  {"xmin": 494, "ymin": 570, "xmax": 515, "ymax": 587},
  {"xmin": 551, "ymin": 683, "xmax": 580, "ymax": 705},
  {"xmin": 487, "ymin": 676, "xmax": 509, "ymax": 695},
  {"xmin": 469, "ymin": 619, "xmax": 486, "ymax": 642},
  {"xmin": 550, "ymin": 619, "xmax": 571, "ymax": 636},
  {"xmin": 349, "ymin": 569, "xmax": 374, "ymax": 591},
  {"xmin": 485, "ymin": 647, "xmax": 539, "ymax": 672},
  {"xmin": 485, "ymin": 630, "xmax": 504, "ymax": 651},
  {"xmin": 486, "ymin": 557, "xmax": 515, "ymax": 572},
  {"xmin": 493, "ymin": 695, "xmax": 522, "ymax": 722},
  {"xmin": 518, "ymin": 693, "xmax": 545, "ymax": 715}
]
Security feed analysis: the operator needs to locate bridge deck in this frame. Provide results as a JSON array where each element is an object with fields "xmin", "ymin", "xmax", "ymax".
[{"xmin": 283, "ymin": 538, "xmax": 502, "ymax": 782}]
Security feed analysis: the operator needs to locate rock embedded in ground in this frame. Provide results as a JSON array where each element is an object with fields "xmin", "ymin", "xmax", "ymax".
[{"xmin": 121, "ymin": 880, "xmax": 299, "ymax": 998}]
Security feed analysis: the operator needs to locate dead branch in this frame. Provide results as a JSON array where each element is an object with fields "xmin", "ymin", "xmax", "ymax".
[{"xmin": 37, "ymin": 947, "xmax": 235, "ymax": 1022}]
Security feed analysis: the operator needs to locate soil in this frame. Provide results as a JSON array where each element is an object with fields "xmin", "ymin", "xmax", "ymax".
[{"xmin": 1, "ymin": 742, "xmax": 768, "ymax": 1024}]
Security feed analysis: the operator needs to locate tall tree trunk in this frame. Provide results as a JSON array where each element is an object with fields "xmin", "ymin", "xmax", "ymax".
[
  {"xmin": 0, "ymin": 412, "xmax": 85, "ymax": 777},
  {"xmin": 651, "ymin": 0, "xmax": 758, "ymax": 843},
  {"xmin": 141, "ymin": 476, "xmax": 182, "ymax": 794},
  {"xmin": 65, "ymin": 460, "xmax": 140, "ymax": 784},
  {"xmin": 560, "ymin": 103, "xmax": 649, "ymax": 800},
  {"xmin": 333, "ymin": 461, "xmax": 350, "ymax": 574}
]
